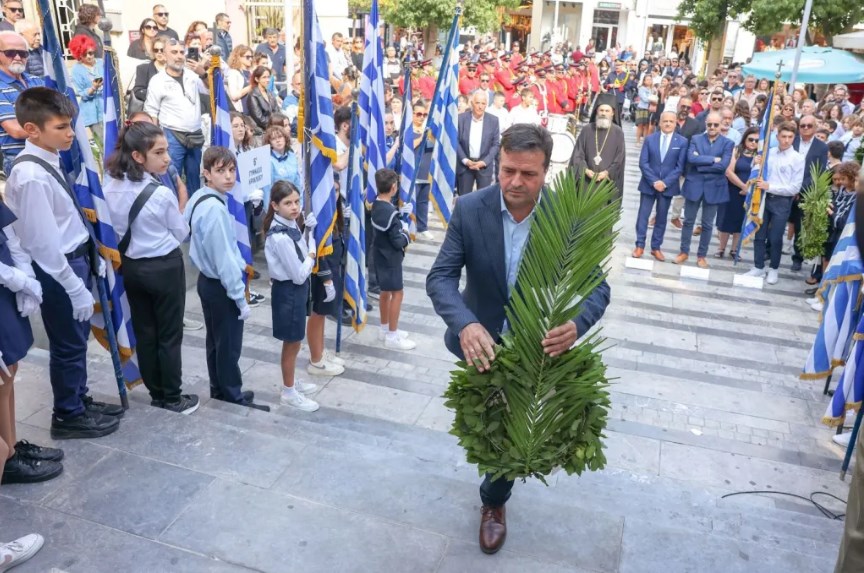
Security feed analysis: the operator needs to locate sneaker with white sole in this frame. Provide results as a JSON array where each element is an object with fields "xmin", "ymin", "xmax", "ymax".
[
  {"xmin": 322, "ymin": 350, "xmax": 345, "ymax": 366},
  {"xmin": 833, "ymin": 431, "xmax": 852, "ymax": 447},
  {"xmin": 248, "ymin": 291, "xmax": 266, "ymax": 307},
  {"xmin": 183, "ymin": 316, "xmax": 204, "ymax": 331},
  {"xmin": 0, "ymin": 533, "xmax": 44, "ymax": 572},
  {"xmin": 294, "ymin": 379, "xmax": 319, "ymax": 394},
  {"xmin": 280, "ymin": 388, "xmax": 320, "ymax": 412},
  {"xmin": 810, "ymin": 301, "xmax": 823, "ymax": 312},
  {"xmin": 385, "ymin": 332, "xmax": 416, "ymax": 350},
  {"xmin": 307, "ymin": 359, "xmax": 345, "ymax": 376},
  {"xmin": 377, "ymin": 327, "xmax": 408, "ymax": 341},
  {"xmin": 766, "ymin": 268, "xmax": 779, "ymax": 285},
  {"xmin": 741, "ymin": 267, "xmax": 766, "ymax": 278},
  {"xmin": 805, "ymin": 297, "xmax": 818, "ymax": 305},
  {"xmin": 417, "ymin": 230, "xmax": 434, "ymax": 240}
]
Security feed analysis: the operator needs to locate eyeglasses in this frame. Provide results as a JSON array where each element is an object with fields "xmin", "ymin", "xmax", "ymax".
[
  {"xmin": 143, "ymin": 24, "xmax": 157, "ymax": 30},
  {"xmin": 1, "ymin": 49, "xmax": 27, "ymax": 60},
  {"xmin": 155, "ymin": 11, "xmax": 168, "ymax": 17},
  {"xmin": 706, "ymin": 122, "xmax": 721, "ymax": 127},
  {"xmin": 7, "ymin": 6, "xmax": 23, "ymax": 14},
  {"xmin": 414, "ymin": 112, "xmax": 428, "ymax": 118},
  {"xmin": 746, "ymin": 137, "xmax": 759, "ymax": 143},
  {"xmin": 800, "ymin": 123, "xmax": 815, "ymax": 128}
]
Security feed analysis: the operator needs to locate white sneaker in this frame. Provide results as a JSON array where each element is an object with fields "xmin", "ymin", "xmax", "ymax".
[
  {"xmin": 377, "ymin": 327, "xmax": 408, "ymax": 341},
  {"xmin": 833, "ymin": 431, "xmax": 852, "ymax": 447},
  {"xmin": 281, "ymin": 388, "xmax": 320, "ymax": 412},
  {"xmin": 782, "ymin": 239, "xmax": 793, "ymax": 255},
  {"xmin": 741, "ymin": 267, "xmax": 766, "ymax": 278},
  {"xmin": 306, "ymin": 359, "xmax": 345, "ymax": 376},
  {"xmin": 385, "ymin": 332, "xmax": 416, "ymax": 350},
  {"xmin": 183, "ymin": 316, "xmax": 204, "ymax": 331},
  {"xmin": 0, "ymin": 534, "xmax": 44, "ymax": 572},
  {"xmin": 766, "ymin": 268, "xmax": 779, "ymax": 285},
  {"xmin": 293, "ymin": 379, "xmax": 319, "ymax": 394},
  {"xmin": 805, "ymin": 297, "xmax": 818, "ymax": 305},
  {"xmin": 323, "ymin": 350, "xmax": 345, "ymax": 366},
  {"xmin": 417, "ymin": 231, "xmax": 434, "ymax": 240},
  {"xmin": 810, "ymin": 301, "xmax": 823, "ymax": 312}
]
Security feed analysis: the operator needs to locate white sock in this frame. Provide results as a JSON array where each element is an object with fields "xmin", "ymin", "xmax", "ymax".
[
  {"xmin": 311, "ymin": 359, "xmax": 325, "ymax": 367},
  {"xmin": 282, "ymin": 385, "xmax": 298, "ymax": 397}
]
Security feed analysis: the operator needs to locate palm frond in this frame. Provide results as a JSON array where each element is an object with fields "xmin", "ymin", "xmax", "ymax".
[
  {"xmin": 798, "ymin": 165, "xmax": 833, "ymax": 261},
  {"xmin": 443, "ymin": 171, "xmax": 619, "ymax": 483}
]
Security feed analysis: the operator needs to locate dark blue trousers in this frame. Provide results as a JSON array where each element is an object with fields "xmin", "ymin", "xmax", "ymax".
[
  {"xmin": 754, "ymin": 194, "xmax": 794, "ymax": 270},
  {"xmin": 480, "ymin": 473, "xmax": 514, "ymax": 507},
  {"xmin": 415, "ymin": 183, "xmax": 430, "ymax": 232},
  {"xmin": 635, "ymin": 191, "xmax": 673, "ymax": 251},
  {"xmin": 197, "ymin": 275, "xmax": 245, "ymax": 403},
  {"xmin": 34, "ymin": 255, "xmax": 91, "ymax": 417}
]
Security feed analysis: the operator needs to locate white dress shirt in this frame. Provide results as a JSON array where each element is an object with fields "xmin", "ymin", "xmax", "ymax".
[
  {"xmin": 143, "ymin": 69, "xmax": 206, "ymax": 133},
  {"xmin": 765, "ymin": 146, "xmax": 805, "ymax": 197},
  {"xmin": 326, "ymin": 45, "xmax": 350, "ymax": 77},
  {"xmin": 103, "ymin": 174, "xmax": 189, "ymax": 259},
  {"xmin": 5, "ymin": 140, "xmax": 90, "ymax": 294},
  {"xmin": 468, "ymin": 115, "xmax": 484, "ymax": 160},
  {"xmin": 265, "ymin": 214, "xmax": 316, "ymax": 285},
  {"xmin": 509, "ymin": 105, "xmax": 541, "ymax": 126},
  {"xmin": 797, "ymin": 136, "xmax": 813, "ymax": 158},
  {"xmin": 487, "ymin": 106, "xmax": 511, "ymax": 133}
]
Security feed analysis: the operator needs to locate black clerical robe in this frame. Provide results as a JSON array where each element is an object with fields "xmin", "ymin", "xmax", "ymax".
[{"xmin": 570, "ymin": 123, "xmax": 626, "ymax": 200}]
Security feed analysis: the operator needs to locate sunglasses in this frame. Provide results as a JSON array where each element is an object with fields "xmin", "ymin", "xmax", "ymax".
[
  {"xmin": 154, "ymin": 48, "xmax": 164, "ymax": 53},
  {"xmin": 746, "ymin": 137, "xmax": 759, "ymax": 143},
  {"xmin": 7, "ymin": 6, "xmax": 23, "ymax": 14},
  {"xmin": 143, "ymin": 24, "xmax": 157, "ymax": 30},
  {"xmin": 706, "ymin": 122, "xmax": 721, "ymax": 127},
  {"xmin": 414, "ymin": 112, "xmax": 428, "ymax": 118},
  {"xmin": 711, "ymin": 96, "xmax": 724, "ymax": 101},
  {"xmin": 800, "ymin": 123, "xmax": 815, "ymax": 128},
  {"xmin": 679, "ymin": 105, "xmax": 691, "ymax": 110},
  {"xmin": 85, "ymin": 51, "xmax": 95, "ymax": 56},
  {"xmin": 1, "ymin": 49, "xmax": 26, "ymax": 60},
  {"xmin": 480, "ymin": 78, "xmax": 489, "ymax": 82},
  {"xmin": 155, "ymin": 11, "xmax": 168, "ymax": 17}
]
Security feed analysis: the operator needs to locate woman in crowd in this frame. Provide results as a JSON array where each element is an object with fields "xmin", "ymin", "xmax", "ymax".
[
  {"xmin": 226, "ymin": 45, "xmax": 254, "ymax": 113},
  {"xmin": 825, "ymin": 104, "xmax": 845, "ymax": 140},
  {"xmin": 73, "ymin": 3, "xmax": 103, "ymax": 58},
  {"xmin": 634, "ymin": 74, "xmax": 653, "ymax": 145},
  {"xmin": 690, "ymin": 87, "xmax": 706, "ymax": 115},
  {"xmin": 127, "ymin": 18, "xmax": 159, "ymax": 60},
  {"xmin": 248, "ymin": 66, "xmax": 279, "ymax": 133},
  {"xmin": 253, "ymin": 52, "xmax": 271, "ymax": 70},
  {"xmin": 716, "ymin": 126, "xmax": 759, "ymax": 259},
  {"xmin": 732, "ymin": 99, "xmax": 749, "ymax": 132},
  {"xmin": 780, "ymin": 102, "xmax": 796, "ymax": 122},
  {"xmin": 183, "ymin": 32, "xmax": 202, "ymax": 57},
  {"xmin": 756, "ymin": 78, "xmax": 771, "ymax": 95},
  {"xmin": 131, "ymin": 35, "xmax": 169, "ymax": 109},
  {"xmin": 69, "ymin": 35, "xmax": 104, "ymax": 151},
  {"xmin": 186, "ymin": 20, "xmax": 208, "ymax": 38}
]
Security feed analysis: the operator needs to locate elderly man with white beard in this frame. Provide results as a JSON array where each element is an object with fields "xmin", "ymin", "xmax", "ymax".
[
  {"xmin": 0, "ymin": 30, "xmax": 44, "ymax": 175},
  {"xmin": 570, "ymin": 92, "xmax": 626, "ymax": 201}
]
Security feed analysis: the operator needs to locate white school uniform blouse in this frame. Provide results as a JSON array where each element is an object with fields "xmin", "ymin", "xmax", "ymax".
[
  {"xmin": 264, "ymin": 215, "xmax": 316, "ymax": 285},
  {"xmin": 103, "ymin": 174, "xmax": 189, "ymax": 259}
]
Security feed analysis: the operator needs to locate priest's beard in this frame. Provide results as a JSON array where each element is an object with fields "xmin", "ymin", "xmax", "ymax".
[{"xmin": 596, "ymin": 117, "xmax": 612, "ymax": 130}]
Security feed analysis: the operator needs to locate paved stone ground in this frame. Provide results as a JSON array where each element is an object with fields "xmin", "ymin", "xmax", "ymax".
[{"xmin": 0, "ymin": 125, "xmax": 852, "ymax": 572}]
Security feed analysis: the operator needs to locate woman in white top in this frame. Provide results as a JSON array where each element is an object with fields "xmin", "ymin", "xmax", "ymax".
[
  {"xmin": 103, "ymin": 122, "xmax": 197, "ymax": 415},
  {"xmin": 225, "ymin": 45, "xmax": 254, "ymax": 113}
]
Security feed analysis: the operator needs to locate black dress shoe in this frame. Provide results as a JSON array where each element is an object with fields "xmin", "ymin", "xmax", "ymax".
[
  {"xmin": 791, "ymin": 260, "xmax": 802, "ymax": 272},
  {"xmin": 242, "ymin": 390, "xmax": 254, "ymax": 402},
  {"xmin": 805, "ymin": 287, "xmax": 818, "ymax": 295},
  {"xmin": 241, "ymin": 400, "xmax": 270, "ymax": 412},
  {"xmin": 1, "ymin": 453, "xmax": 63, "ymax": 484},
  {"xmin": 82, "ymin": 395, "xmax": 125, "ymax": 418},
  {"xmin": 15, "ymin": 440, "xmax": 64, "ymax": 462},
  {"xmin": 51, "ymin": 411, "xmax": 120, "ymax": 440}
]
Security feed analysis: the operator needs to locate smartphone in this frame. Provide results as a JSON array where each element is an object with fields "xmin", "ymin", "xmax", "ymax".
[
  {"xmin": 94, "ymin": 77, "xmax": 103, "ymax": 84},
  {"xmin": 187, "ymin": 47, "xmax": 200, "ymax": 61}
]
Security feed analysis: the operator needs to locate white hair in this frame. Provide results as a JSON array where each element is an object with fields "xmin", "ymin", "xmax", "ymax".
[{"xmin": 0, "ymin": 29, "xmax": 28, "ymax": 51}]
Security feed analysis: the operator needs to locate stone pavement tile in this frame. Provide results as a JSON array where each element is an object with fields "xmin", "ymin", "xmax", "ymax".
[
  {"xmin": 0, "ymin": 497, "xmax": 253, "ymax": 573},
  {"xmin": 414, "ymin": 395, "xmax": 454, "ymax": 432},
  {"xmin": 160, "ymin": 478, "xmax": 448, "ymax": 573},
  {"xmin": 601, "ymin": 432, "xmax": 661, "ymax": 474},
  {"xmin": 602, "ymin": 321, "xmax": 699, "ymax": 352},
  {"xmin": 313, "ymin": 377, "xmax": 432, "ymax": 424},
  {"xmin": 42, "ymin": 449, "xmax": 214, "ymax": 538},
  {"xmin": 618, "ymin": 519, "xmax": 831, "ymax": 573},
  {"xmin": 435, "ymin": 540, "xmax": 597, "ymax": 573}
]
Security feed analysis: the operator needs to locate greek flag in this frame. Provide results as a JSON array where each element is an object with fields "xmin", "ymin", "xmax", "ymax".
[
  {"xmin": 824, "ymin": 314, "xmax": 864, "ymax": 426},
  {"xmin": 38, "ymin": 0, "xmax": 141, "ymax": 386},
  {"xmin": 397, "ymin": 74, "xmax": 417, "ymax": 239},
  {"xmin": 103, "ymin": 47, "xmax": 121, "ymax": 167},
  {"xmin": 802, "ymin": 205, "xmax": 863, "ymax": 380},
  {"xmin": 301, "ymin": 0, "xmax": 337, "ymax": 260},
  {"xmin": 426, "ymin": 12, "xmax": 461, "ymax": 226},
  {"xmin": 358, "ymin": 0, "xmax": 387, "ymax": 203},
  {"xmin": 739, "ymin": 89, "xmax": 775, "ymax": 248},
  {"xmin": 209, "ymin": 59, "xmax": 253, "ymax": 281},
  {"xmin": 343, "ymin": 108, "xmax": 367, "ymax": 332}
]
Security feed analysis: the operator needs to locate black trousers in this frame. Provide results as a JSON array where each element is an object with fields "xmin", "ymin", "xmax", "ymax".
[
  {"xmin": 457, "ymin": 167, "xmax": 493, "ymax": 197},
  {"xmin": 790, "ymin": 198, "xmax": 804, "ymax": 264},
  {"xmin": 122, "ymin": 249, "xmax": 185, "ymax": 403},
  {"xmin": 480, "ymin": 473, "xmax": 514, "ymax": 507},
  {"xmin": 365, "ymin": 208, "xmax": 378, "ymax": 289},
  {"xmin": 197, "ymin": 274, "xmax": 245, "ymax": 402}
]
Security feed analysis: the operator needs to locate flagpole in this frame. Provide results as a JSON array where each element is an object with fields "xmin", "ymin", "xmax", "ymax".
[
  {"xmin": 841, "ymin": 408, "xmax": 864, "ymax": 479},
  {"xmin": 337, "ymin": 102, "xmax": 360, "ymax": 354}
]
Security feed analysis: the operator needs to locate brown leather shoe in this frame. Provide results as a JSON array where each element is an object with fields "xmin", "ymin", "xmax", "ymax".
[
  {"xmin": 479, "ymin": 505, "xmax": 507, "ymax": 554},
  {"xmin": 671, "ymin": 218, "xmax": 683, "ymax": 229},
  {"xmin": 694, "ymin": 226, "xmax": 703, "ymax": 236},
  {"xmin": 651, "ymin": 249, "xmax": 665, "ymax": 262},
  {"xmin": 632, "ymin": 247, "xmax": 644, "ymax": 258},
  {"xmin": 696, "ymin": 257, "xmax": 709, "ymax": 269},
  {"xmin": 673, "ymin": 253, "xmax": 688, "ymax": 265}
]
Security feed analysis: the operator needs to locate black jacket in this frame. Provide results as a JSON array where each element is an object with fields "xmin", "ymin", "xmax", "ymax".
[
  {"xmin": 132, "ymin": 61, "xmax": 160, "ymax": 103},
  {"xmin": 371, "ymin": 200, "xmax": 409, "ymax": 266},
  {"xmin": 74, "ymin": 24, "xmax": 104, "ymax": 59},
  {"xmin": 247, "ymin": 89, "xmax": 279, "ymax": 131}
]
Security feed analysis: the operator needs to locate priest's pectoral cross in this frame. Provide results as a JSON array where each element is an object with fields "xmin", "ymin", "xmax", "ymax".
[{"xmin": 594, "ymin": 154, "xmax": 603, "ymax": 166}]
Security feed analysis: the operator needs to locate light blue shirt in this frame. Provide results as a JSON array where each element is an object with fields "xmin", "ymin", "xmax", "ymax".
[
  {"xmin": 500, "ymin": 190, "xmax": 535, "ymax": 294},
  {"xmin": 71, "ymin": 60, "xmax": 104, "ymax": 128},
  {"xmin": 184, "ymin": 187, "xmax": 247, "ymax": 304},
  {"xmin": 724, "ymin": 128, "xmax": 742, "ymax": 146}
]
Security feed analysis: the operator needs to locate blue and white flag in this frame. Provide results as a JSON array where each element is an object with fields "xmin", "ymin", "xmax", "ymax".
[
  {"xmin": 825, "ymin": 314, "xmax": 864, "ymax": 426},
  {"xmin": 397, "ymin": 73, "xmax": 416, "ymax": 239},
  {"xmin": 209, "ymin": 59, "xmax": 253, "ymax": 281},
  {"xmin": 739, "ymin": 88, "xmax": 775, "ymax": 248},
  {"xmin": 343, "ymin": 108, "xmax": 367, "ymax": 332},
  {"xmin": 102, "ymin": 47, "xmax": 121, "ymax": 166},
  {"xmin": 301, "ymin": 0, "xmax": 338, "ymax": 261},
  {"xmin": 426, "ymin": 12, "xmax": 460, "ymax": 226},
  {"xmin": 358, "ymin": 0, "xmax": 387, "ymax": 203},
  {"xmin": 38, "ymin": 0, "xmax": 141, "ymax": 386}
]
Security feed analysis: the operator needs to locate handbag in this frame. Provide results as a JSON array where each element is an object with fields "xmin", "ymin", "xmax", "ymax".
[
  {"xmin": 124, "ymin": 73, "xmax": 145, "ymax": 115},
  {"xmin": 167, "ymin": 128, "xmax": 206, "ymax": 149}
]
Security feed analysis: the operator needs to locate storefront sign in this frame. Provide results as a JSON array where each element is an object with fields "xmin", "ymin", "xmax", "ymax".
[{"xmin": 598, "ymin": 2, "xmax": 621, "ymax": 8}]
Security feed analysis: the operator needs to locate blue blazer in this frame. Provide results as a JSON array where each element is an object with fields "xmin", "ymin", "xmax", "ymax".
[
  {"xmin": 426, "ymin": 185, "xmax": 611, "ymax": 360},
  {"xmin": 793, "ymin": 136, "xmax": 828, "ymax": 193},
  {"xmin": 638, "ymin": 131, "xmax": 688, "ymax": 196},
  {"xmin": 682, "ymin": 134, "xmax": 734, "ymax": 204},
  {"xmin": 456, "ymin": 111, "xmax": 500, "ymax": 177}
]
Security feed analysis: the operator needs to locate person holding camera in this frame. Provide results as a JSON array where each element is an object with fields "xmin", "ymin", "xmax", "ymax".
[{"xmin": 69, "ymin": 34, "xmax": 104, "ymax": 152}]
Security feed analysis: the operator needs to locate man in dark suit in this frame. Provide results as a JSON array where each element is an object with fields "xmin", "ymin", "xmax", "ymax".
[
  {"xmin": 674, "ymin": 111, "xmax": 734, "ymax": 268},
  {"xmin": 668, "ymin": 96, "xmax": 703, "ymax": 229},
  {"xmin": 456, "ymin": 90, "xmax": 500, "ymax": 196},
  {"xmin": 426, "ymin": 124, "xmax": 611, "ymax": 555},
  {"xmin": 790, "ymin": 116, "xmax": 828, "ymax": 271},
  {"xmin": 634, "ymin": 111, "xmax": 688, "ymax": 262}
]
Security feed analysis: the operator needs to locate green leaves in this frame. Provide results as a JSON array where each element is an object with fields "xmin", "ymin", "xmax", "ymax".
[
  {"xmin": 798, "ymin": 165, "xmax": 833, "ymax": 262},
  {"xmin": 443, "ymin": 172, "xmax": 619, "ymax": 483}
]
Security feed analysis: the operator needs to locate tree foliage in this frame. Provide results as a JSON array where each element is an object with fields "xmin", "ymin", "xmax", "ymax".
[{"xmin": 348, "ymin": 0, "xmax": 518, "ymax": 34}]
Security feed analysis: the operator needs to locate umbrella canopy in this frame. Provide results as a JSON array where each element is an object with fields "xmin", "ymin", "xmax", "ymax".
[{"xmin": 742, "ymin": 46, "xmax": 864, "ymax": 83}]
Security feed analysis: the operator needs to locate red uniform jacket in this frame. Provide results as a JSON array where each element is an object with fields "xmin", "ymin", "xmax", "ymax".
[{"xmin": 459, "ymin": 75, "xmax": 480, "ymax": 96}]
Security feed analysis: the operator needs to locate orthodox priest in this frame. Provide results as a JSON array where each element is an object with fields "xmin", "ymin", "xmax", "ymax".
[{"xmin": 570, "ymin": 93, "xmax": 626, "ymax": 201}]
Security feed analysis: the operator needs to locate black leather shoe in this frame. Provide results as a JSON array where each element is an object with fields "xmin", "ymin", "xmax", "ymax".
[
  {"xmin": 241, "ymin": 399, "xmax": 270, "ymax": 412},
  {"xmin": 51, "ymin": 411, "xmax": 120, "ymax": 440},
  {"xmin": 1, "ymin": 453, "xmax": 63, "ymax": 484},
  {"xmin": 791, "ymin": 260, "xmax": 802, "ymax": 272},
  {"xmin": 14, "ymin": 440, "xmax": 64, "ymax": 462},
  {"xmin": 162, "ymin": 394, "xmax": 200, "ymax": 415},
  {"xmin": 82, "ymin": 395, "xmax": 125, "ymax": 418},
  {"xmin": 242, "ymin": 390, "xmax": 254, "ymax": 402}
]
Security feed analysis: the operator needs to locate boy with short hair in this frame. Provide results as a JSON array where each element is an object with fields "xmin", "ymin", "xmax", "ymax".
[
  {"xmin": 371, "ymin": 168, "xmax": 415, "ymax": 350},
  {"xmin": 5, "ymin": 87, "xmax": 123, "ymax": 438},
  {"xmin": 184, "ymin": 146, "xmax": 269, "ymax": 411}
]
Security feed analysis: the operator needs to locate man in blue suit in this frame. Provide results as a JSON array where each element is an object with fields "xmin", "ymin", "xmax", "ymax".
[
  {"xmin": 634, "ymin": 111, "xmax": 688, "ymax": 261},
  {"xmin": 426, "ymin": 124, "xmax": 611, "ymax": 556},
  {"xmin": 456, "ymin": 90, "xmax": 500, "ymax": 196},
  {"xmin": 789, "ymin": 115, "xmax": 828, "ymax": 271},
  {"xmin": 674, "ymin": 111, "xmax": 734, "ymax": 268}
]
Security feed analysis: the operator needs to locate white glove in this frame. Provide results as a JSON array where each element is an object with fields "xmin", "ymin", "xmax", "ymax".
[
  {"xmin": 342, "ymin": 204, "xmax": 353, "ymax": 221},
  {"xmin": 248, "ymin": 189, "xmax": 264, "ymax": 207},
  {"xmin": 399, "ymin": 203, "xmax": 414, "ymax": 216},
  {"xmin": 323, "ymin": 280, "xmax": 336, "ymax": 303},
  {"xmin": 19, "ymin": 277, "xmax": 42, "ymax": 300},
  {"xmin": 16, "ymin": 291, "xmax": 40, "ymax": 318},
  {"xmin": 237, "ymin": 300, "xmax": 251, "ymax": 321},
  {"xmin": 68, "ymin": 285, "xmax": 95, "ymax": 322},
  {"xmin": 304, "ymin": 212, "xmax": 318, "ymax": 229},
  {"xmin": 401, "ymin": 221, "xmax": 410, "ymax": 234},
  {"xmin": 0, "ymin": 265, "xmax": 27, "ymax": 292},
  {"xmin": 98, "ymin": 257, "xmax": 107, "ymax": 278}
]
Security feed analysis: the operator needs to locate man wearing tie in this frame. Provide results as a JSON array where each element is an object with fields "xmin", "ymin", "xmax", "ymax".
[
  {"xmin": 456, "ymin": 90, "xmax": 500, "ymax": 197},
  {"xmin": 634, "ymin": 112, "xmax": 688, "ymax": 262}
]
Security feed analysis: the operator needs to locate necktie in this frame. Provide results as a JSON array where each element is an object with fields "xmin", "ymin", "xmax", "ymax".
[{"xmin": 660, "ymin": 134, "xmax": 669, "ymax": 162}]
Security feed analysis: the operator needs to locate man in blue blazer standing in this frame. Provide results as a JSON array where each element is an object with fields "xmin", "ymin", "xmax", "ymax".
[
  {"xmin": 426, "ymin": 124, "xmax": 611, "ymax": 556},
  {"xmin": 634, "ymin": 111, "xmax": 688, "ymax": 261},
  {"xmin": 456, "ymin": 90, "xmax": 500, "ymax": 196},
  {"xmin": 789, "ymin": 116, "xmax": 828, "ymax": 271},
  {"xmin": 674, "ymin": 111, "xmax": 734, "ymax": 268}
]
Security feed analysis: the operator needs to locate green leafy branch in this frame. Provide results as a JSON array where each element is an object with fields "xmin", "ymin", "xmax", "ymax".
[{"xmin": 798, "ymin": 165, "xmax": 833, "ymax": 261}]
